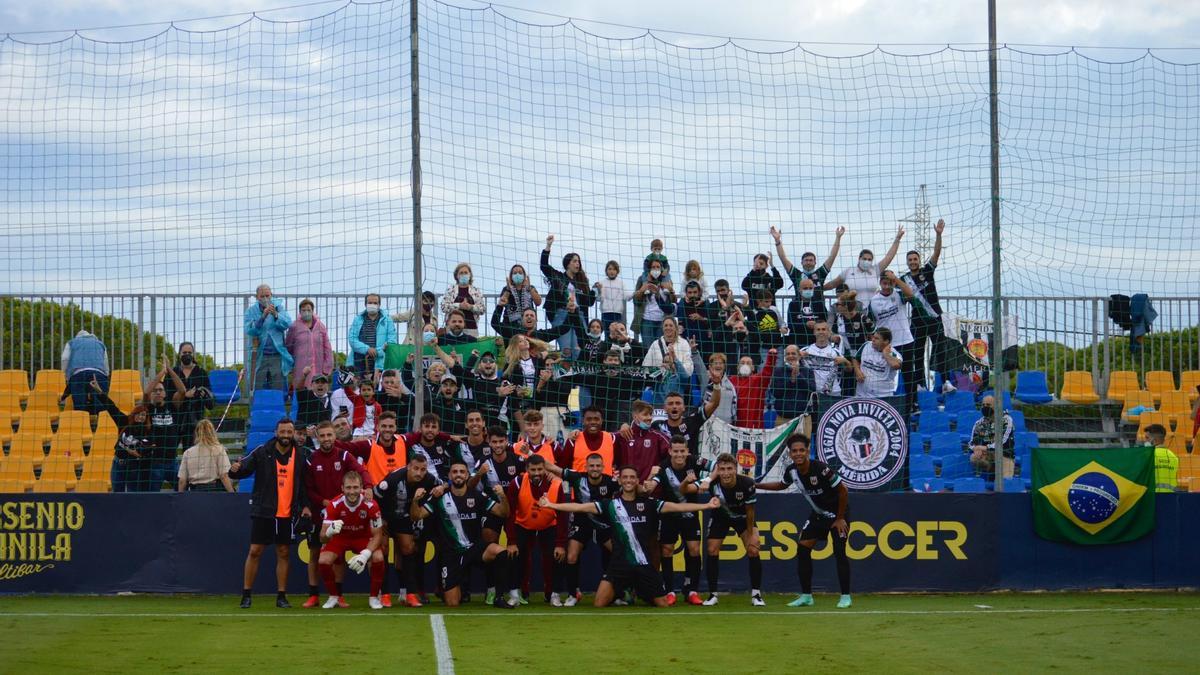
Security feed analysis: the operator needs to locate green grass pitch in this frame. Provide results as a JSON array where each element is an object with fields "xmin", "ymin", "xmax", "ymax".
[{"xmin": 0, "ymin": 592, "xmax": 1195, "ymax": 673}]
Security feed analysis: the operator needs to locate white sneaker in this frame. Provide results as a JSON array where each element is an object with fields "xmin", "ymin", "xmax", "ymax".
[
  {"xmin": 550, "ymin": 592, "xmax": 563, "ymax": 607},
  {"xmin": 564, "ymin": 595, "xmax": 578, "ymax": 607},
  {"xmin": 368, "ymin": 596, "xmax": 383, "ymax": 610},
  {"xmin": 612, "ymin": 598, "xmax": 628, "ymax": 606},
  {"xmin": 322, "ymin": 596, "xmax": 341, "ymax": 609},
  {"xmin": 750, "ymin": 593, "xmax": 766, "ymax": 607},
  {"xmin": 702, "ymin": 594, "xmax": 720, "ymax": 606}
]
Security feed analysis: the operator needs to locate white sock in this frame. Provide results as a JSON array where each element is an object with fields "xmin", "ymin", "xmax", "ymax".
[
  {"xmin": 398, "ymin": 587, "xmax": 407, "ymax": 597},
  {"xmin": 752, "ymin": 589, "xmax": 762, "ymax": 595}
]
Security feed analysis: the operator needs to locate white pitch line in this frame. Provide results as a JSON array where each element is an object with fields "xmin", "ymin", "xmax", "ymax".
[
  {"xmin": 0, "ymin": 607, "xmax": 1196, "ymax": 619},
  {"xmin": 430, "ymin": 614, "xmax": 455, "ymax": 675}
]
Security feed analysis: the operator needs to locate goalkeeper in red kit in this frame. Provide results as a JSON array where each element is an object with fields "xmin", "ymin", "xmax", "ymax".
[{"xmin": 319, "ymin": 472, "xmax": 387, "ymax": 609}]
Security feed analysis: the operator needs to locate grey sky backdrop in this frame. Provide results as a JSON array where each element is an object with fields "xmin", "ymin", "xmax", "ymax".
[{"xmin": 2, "ymin": 0, "xmax": 1198, "ymax": 311}]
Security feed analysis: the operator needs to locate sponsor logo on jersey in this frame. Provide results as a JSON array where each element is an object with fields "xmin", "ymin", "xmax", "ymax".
[
  {"xmin": 815, "ymin": 398, "xmax": 908, "ymax": 490},
  {"xmin": 333, "ymin": 461, "xmax": 341, "ymax": 471}
]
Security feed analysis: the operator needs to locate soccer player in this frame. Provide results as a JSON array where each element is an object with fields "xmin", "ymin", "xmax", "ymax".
[
  {"xmin": 545, "ymin": 452, "xmax": 619, "ymax": 606},
  {"xmin": 618, "ymin": 400, "xmax": 670, "ymax": 480},
  {"xmin": 648, "ymin": 435, "xmax": 713, "ymax": 605},
  {"xmin": 698, "ymin": 453, "xmax": 764, "ymax": 606},
  {"xmin": 513, "ymin": 410, "xmax": 558, "ymax": 463},
  {"xmin": 539, "ymin": 466, "xmax": 719, "ymax": 607},
  {"xmin": 363, "ymin": 412, "xmax": 407, "ymax": 485},
  {"xmin": 479, "ymin": 425, "xmax": 526, "ymax": 604},
  {"xmin": 649, "ymin": 389, "xmax": 720, "ymax": 458},
  {"xmin": 757, "ymin": 433, "xmax": 852, "ymax": 608},
  {"xmin": 458, "ymin": 409, "xmax": 490, "ymax": 468},
  {"xmin": 556, "ymin": 407, "xmax": 616, "ymax": 474},
  {"xmin": 302, "ymin": 421, "xmax": 373, "ymax": 608},
  {"xmin": 403, "ymin": 413, "xmax": 459, "ymax": 481},
  {"xmin": 373, "ymin": 454, "xmax": 441, "ymax": 607},
  {"xmin": 318, "ymin": 472, "xmax": 387, "ymax": 609},
  {"xmin": 504, "ymin": 454, "xmax": 566, "ymax": 605},
  {"xmin": 410, "ymin": 461, "xmax": 517, "ymax": 609}
]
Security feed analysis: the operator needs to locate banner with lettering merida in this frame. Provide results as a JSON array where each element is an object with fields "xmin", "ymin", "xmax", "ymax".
[{"xmin": 811, "ymin": 394, "xmax": 911, "ymax": 492}]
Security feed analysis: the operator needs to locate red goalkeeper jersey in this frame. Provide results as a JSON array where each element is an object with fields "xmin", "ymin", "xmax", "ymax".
[{"xmin": 322, "ymin": 495, "xmax": 382, "ymax": 540}]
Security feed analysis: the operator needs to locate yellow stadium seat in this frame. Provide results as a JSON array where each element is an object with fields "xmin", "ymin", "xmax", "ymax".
[
  {"xmin": 0, "ymin": 458, "xmax": 37, "ymax": 492},
  {"xmin": 0, "ymin": 391, "xmax": 22, "ymax": 426},
  {"xmin": 96, "ymin": 410, "xmax": 118, "ymax": 435},
  {"xmin": 0, "ymin": 370, "xmax": 30, "ymax": 401},
  {"xmin": 110, "ymin": 390, "xmax": 138, "ymax": 414},
  {"xmin": 80, "ymin": 455, "xmax": 112, "ymax": 482},
  {"xmin": 110, "ymin": 369, "xmax": 143, "ymax": 395},
  {"xmin": 75, "ymin": 478, "xmax": 111, "ymax": 493},
  {"xmin": 1177, "ymin": 455, "xmax": 1200, "ymax": 491},
  {"xmin": 1143, "ymin": 370, "xmax": 1177, "ymax": 403},
  {"xmin": 56, "ymin": 410, "xmax": 93, "ymax": 444},
  {"xmin": 32, "ymin": 479, "xmax": 71, "ymax": 493},
  {"xmin": 32, "ymin": 369, "xmax": 67, "ymax": 395},
  {"xmin": 16, "ymin": 410, "xmax": 54, "ymax": 445},
  {"xmin": 1179, "ymin": 371, "xmax": 1200, "ymax": 403},
  {"xmin": 1060, "ymin": 371, "xmax": 1099, "ymax": 404},
  {"xmin": 89, "ymin": 431, "xmax": 117, "ymax": 459},
  {"xmin": 1120, "ymin": 391, "xmax": 1156, "ymax": 424},
  {"xmin": 1136, "ymin": 411, "xmax": 1172, "ymax": 441},
  {"xmin": 1164, "ymin": 433, "xmax": 1189, "ymax": 457},
  {"xmin": 6, "ymin": 433, "xmax": 47, "ymax": 466},
  {"xmin": 48, "ymin": 434, "xmax": 86, "ymax": 468},
  {"xmin": 1105, "ymin": 370, "xmax": 1139, "ymax": 403},
  {"xmin": 39, "ymin": 456, "xmax": 79, "ymax": 487},
  {"xmin": 24, "ymin": 389, "xmax": 62, "ymax": 423}
]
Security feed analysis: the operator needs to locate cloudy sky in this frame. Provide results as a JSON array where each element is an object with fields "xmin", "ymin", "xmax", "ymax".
[{"xmin": 2, "ymin": 0, "xmax": 1197, "ymax": 361}]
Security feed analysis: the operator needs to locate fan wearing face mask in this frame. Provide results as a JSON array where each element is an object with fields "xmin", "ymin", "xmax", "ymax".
[
  {"xmin": 440, "ymin": 262, "xmax": 486, "ymax": 336},
  {"xmin": 771, "ymin": 224, "xmax": 845, "ymax": 309},
  {"xmin": 163, "ymin": 340, "xmax": 215, "ymax": 451},
  {"xmin": 244, "ymin": 283, "xmax": 294, "ymax": 392},
  {"xmin": 824, "ymin": 225, "xmax": 906, "ymax": 306},
  {"xmin": 728, "ymin": 349, "xmax": 778, "ymax": 429},
  {"xmin": 285, "ymin": 298, "xmax": 334, "ymax": 390},
  {"xmin": 349, "ymin": 293, "xmax": 399, "ymax": 380}
]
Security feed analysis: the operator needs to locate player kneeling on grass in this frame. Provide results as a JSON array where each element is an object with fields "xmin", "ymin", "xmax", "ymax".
[
  {"xmin": 756, "ymin": 433, "xmax": 852, "ymax": 608},
  {"xmin": 539, "ymin": 465, "xmax": 719, "ymax": 608},
  {"xmin": 697, "ymin": 453, "xmax": 764, "ymax": 606},
  {"xmin": 320, "ymin": 472, "xmax": 387, "ymax": 609},
  {"xmin": 410, "ymin": 461, "xmax": 518, "ymax": 609}
]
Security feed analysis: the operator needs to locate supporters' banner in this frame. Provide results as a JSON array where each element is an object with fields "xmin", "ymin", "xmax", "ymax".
[
  {"xmin": 940, "ymin": 312, "xmax": 1019, "ymax": 374},
  {"xmin": 381, "ymin": 337, "xmax": 500, "ymax": 370},
  {"xmin": 698, "ymin": 417, "xmax": 802, "ymax": 482},
  {"xmin": 811, "ymin": 395, "xmax": 909, "ymax": 492},
  {"xmin": 1032, "ymin": 447, "xmax": 1155, "ymax": 545}
]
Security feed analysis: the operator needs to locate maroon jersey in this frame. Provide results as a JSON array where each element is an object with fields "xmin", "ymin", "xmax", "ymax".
[{"xmin": 322, "ymin": 495, "xmax": 382, "ymax": 540}]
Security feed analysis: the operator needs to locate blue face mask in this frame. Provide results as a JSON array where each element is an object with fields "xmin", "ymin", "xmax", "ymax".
[
  {"xmin": 511, "ymin": 273, "xmax": 525, "ymax": 285},
  {"xmin": 801, "ymin": 289, "xmax": 814, "ymax": 300},
  {"xmin": 423, "ymin": 331, "xmax": 436, "ymax": 343},
  {"xmin": 636, "ymin": 420, "xmax": 651, "ymax": 430},
  {"xmin": 458, "ymin": 274, "xmax": 470, "ymax": 285}
]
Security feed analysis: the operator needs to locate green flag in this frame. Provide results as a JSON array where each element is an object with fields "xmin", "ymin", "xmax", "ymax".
[
  {"xmin": 1032, "ymin": 447, "xmax": 1154, "ymax": 545},
  {"xmin": 382, "ymin": 337, "xmax": 500, "ymax": 370}
]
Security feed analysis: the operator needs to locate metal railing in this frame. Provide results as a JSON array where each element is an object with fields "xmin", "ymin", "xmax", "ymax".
[{"xmin": 2, "ymin": 293, "xmax": 1197, "ymax": 397}]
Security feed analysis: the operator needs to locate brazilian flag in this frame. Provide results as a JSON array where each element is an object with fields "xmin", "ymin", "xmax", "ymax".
[{"xmin": 1032, "ymin": 447, "xmax": 1155, "ymax": 545}]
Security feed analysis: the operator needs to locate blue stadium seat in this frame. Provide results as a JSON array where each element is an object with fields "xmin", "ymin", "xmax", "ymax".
[
  {"xmin": 919, "ymin": 411, "xmax": 950, "ymax": 434},
  {"xmin": 237, "ymin": 476, "xmax": 255, "ymax": 493},
  {"xmin": 251, "ymin": 389, "xmax": 286, "ymax": 412},
  {"xmin": 951, "ymin": 477, "xmax": 987, "ymax": 493},
  {"xmin": 938, "ymin": 454, "xmax": 972, "ymax": 480},
  {"xmin": 928, "ymin": 432, "xmax": 962, "ymax": 458},
  {"xmin": 762, "ymin": 408, "xmax": 777, "ymax": 429},
  {"xmin": 912, "ymin": 477, "xmax": 945, "ymax": 493},
  {"xmin": 245, "ymin": 431, "xmax": 274, "ymax": 451},
  {"xmin": 1008, "ymin": 410, "xmax": 1027, "ymax": 432},
  {"xmin": 931, "ymin": 371, "xmax": 945, "ymax": 399},
  {"xmin": 916, "ymin": 390, "xmax": 939, "ymax": 412},
  {"xmin": 1002, "ymin": 477, "xmax": 1027, "ymax": 493},
  {"xmin": 943, "ymin": 390, "xmax": 976, "ymax": 415},
  {"xmin": 1014, "ymin": 371, "xmax": 1054, "ymax": 404},
  {"xmin": 249, "ymin": 409, "xmax": 283, "ymax": 433},
  {"xmin": 1015, "ymin": 431, "xmax": 1038, "ymax": 452},
  {"xmin": 909, "ymin": 454, "xmax": 936, "ymax": 479},
  {"xmin": 909, "ymin": 431, "xmax": 927, "ymax": 453},
  {"xmin": 641, "ymin": 387, "xmax": 655, "ymax": 403},
  {"xmin": 208, "ymin": 369, "xmax": 241, "ymax": 405},
  {"xmin": 956, "ymin": 410, "xmax": 982, "ymax": 442},
  {"xmin": 999, "ymin": 390, "xmax": 1013, "ymax": 410}
]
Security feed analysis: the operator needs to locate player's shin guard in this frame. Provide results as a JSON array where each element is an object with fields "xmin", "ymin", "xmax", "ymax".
[
  {"xmin": 797, "ymin": 545, "xmax": 814, "ymax": 594},
  {"xmin": 566, "ymin": 561, "xmax": 581, "ymax": 595},
  {"xmin": 402, "ymin": 553, "xmax": 419, "ymax": 594},
  {"xmin": 319, "ymin": 562, "xmax": 338, "ymax": 596},
  {"xmin": 832, "ymin": 537, "xmax": 851, "ymax": 594},
  {"xmin": 706, "ymin": 556, "xmax": 720, "ymax": 593},
  {"xmin": 748, "ymin": 556, "xmax": 762, "ymax": 591},
  {"xmin": 490, "ymin": 551, "xmax": 512, "ymax": 593},
  {"xmin": 370, "ymin": 560, "xmax": 386, "ymax": 597},
  {"xmin": 684, "ymin": 553, "xmax": 701, "ymax": 593},
  {"xmin": 661, "ymin": 555, "xmax": 675, "ymax": 592}
]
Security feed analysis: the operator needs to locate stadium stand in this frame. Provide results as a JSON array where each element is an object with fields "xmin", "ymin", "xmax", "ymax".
[
  {"xmin": 1060, "ymin": 371, "xmax": 1100, "ymax": 404},
  {"xmin": 1014, "ymin": 371, "xmax": 1053, "ymax": 404},
  {"xmin": 0, "ymin": 370, "xmax": 31, "ymax": 402},
  {"xmin": 1180, "ymin": 371, "xmax": 1200, "ymax": 403},
  {"xmin": 1121, "ymin": 390, "xmax": 1156, "ymax": 424},
  {"xmin": 1105, "ymin": 370, "xmax": 1139, "ymax": 402},
  {"xmin": 208, "ymin": 369, "xmax": 242, "ymax": 405},
  {"xmin": 1143, "ymin": 370, "xmax": 1177, "ymax": 403}
]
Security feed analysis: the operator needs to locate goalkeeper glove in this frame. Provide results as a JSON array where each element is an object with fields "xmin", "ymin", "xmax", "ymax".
[
  {"xmin": 327, "ymin": 520, "xmax": 344, "ymax": 536},
  {"xmin": 348, "ymin": 549, "xmax": 372, "ymax": 574}
]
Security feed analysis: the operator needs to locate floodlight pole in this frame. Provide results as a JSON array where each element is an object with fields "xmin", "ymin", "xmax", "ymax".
[
  {"xmin": 411, "ymin": 0, "xmax": 425, "ymax": 420},
  {"xmin": 988, "ymin": 0, "xmax": 1006, "ymax": 491}
]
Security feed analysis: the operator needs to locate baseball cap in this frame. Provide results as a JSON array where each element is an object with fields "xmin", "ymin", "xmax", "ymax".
[{"xmin": 441, "ymin": 373, "xmax": 458, "ymax": 384}]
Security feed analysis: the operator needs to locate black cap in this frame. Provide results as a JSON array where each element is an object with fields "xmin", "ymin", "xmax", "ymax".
[{"xmin": 311, "ymin": 373, "xmax": 330, "ymax": 383}]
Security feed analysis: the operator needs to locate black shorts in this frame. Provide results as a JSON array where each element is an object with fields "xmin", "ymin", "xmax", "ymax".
[
  {"xmin": 800, "ymin": 514, "xmax": 848, "ymax": 542},
  {"xmin": 440, "ymin": 543, "xmax": 486, "ymax": 591},
  {"xmin": 482, "ymin": 514, "xmax": 505, "ymax": 535},
  {"xmin": 602, "ymin": 559, "xmax": 666, "ymax": 603},
  {"xmin": 386, "ymin": 517, "xmax": 422, "ymax": 537},
  {"xmin": 568, "ymin": 515, "xmax": 612, "ymax": 546},
  {"xmin": 705, "ymin": 513, "xmax": 749, "ymax": 541},
  {"xmin": 659, "ymin": 512, "xmax": 701, "ymax": 545},
  {"xmin": 250, "ymin": 517, "xmax": 295, "ymax": 546}
]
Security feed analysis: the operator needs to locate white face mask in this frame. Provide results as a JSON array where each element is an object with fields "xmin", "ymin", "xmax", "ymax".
[
  {"xmin": 366, "ymin": 303, "xmax": 380, "ymax": 314},
  {"xmin": 858, "ymin": 259, "xmax": 872, "ymax": 272},
  {"xmin": 738, "ymin": 364, "xmax": 753, "ymax": 376},
  {"xmin": 650, "ymin": 269, "xmax": 661, "ymax": 279},
  {"xmin": 588, "ymin": 330, "xmax": 602, "ymax": 339},
  {"xmin": 301, "ymin": 310, "xmax": 313, "ymax": 321}
]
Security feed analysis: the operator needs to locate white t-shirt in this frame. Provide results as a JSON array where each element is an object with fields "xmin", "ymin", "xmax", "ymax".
[
  {"xmin": 856, "ymin": 343, "xmax": 902, "ymax": 398},
  {"xmin": 596, "ymin": 277, "xmax": 629, "ymax": 314},
  {"xmin": 840, "ymin": 263, "xmax": 882, "ymax": 305},
  {"xmin": 802, "ymin": 342, "xmax": 843, "ymax": 395},
  {"xmin": 867, "ymin": 290, "xmax": 913, "ymax": 347},
  {"xmin": 518, "ymin": 358, "xmax": 537, "ymax": 387},
  {"xmin": 642, "ymin": 336, "xmax": 694, "ymax": 377}
]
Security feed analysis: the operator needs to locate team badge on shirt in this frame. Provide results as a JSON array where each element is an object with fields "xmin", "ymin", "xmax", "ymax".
[{"xmin": 815, "ymin": 397, "xmax": 908, "ymax": 490}]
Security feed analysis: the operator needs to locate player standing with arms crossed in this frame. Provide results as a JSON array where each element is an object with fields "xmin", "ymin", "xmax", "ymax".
[{"xmin": 757, "ymin": 433, "xmax": 852, "ymax": 608}]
